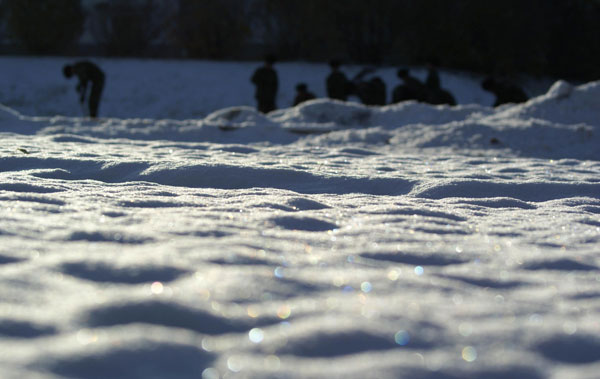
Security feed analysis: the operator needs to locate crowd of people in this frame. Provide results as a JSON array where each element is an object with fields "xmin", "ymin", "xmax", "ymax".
[
  {"xmin": 61, "ymin": 57, "xmax": 529, "ymax": 119},
  {"xmin": 251, "ymin": 56, "xmax": 530, "ymax": 114}
]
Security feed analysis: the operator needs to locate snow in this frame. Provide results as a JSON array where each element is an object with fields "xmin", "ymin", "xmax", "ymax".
[{"xmin": 0, "ymin": 56, "xmax": 599, "ymax": 379}]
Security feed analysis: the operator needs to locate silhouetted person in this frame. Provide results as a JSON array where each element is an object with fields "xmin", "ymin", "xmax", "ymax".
[
  {"xmin": 326, "ymin": 59, "xmax": 352, "ymax": 101},
  {"xmin": 357, "ymin": 77, "xmax": 386, "ymax": 106},
  {"xmin": 481, "ymin": 77, "xmax": 528, "ymax": 107},
  {"xmin": 62, "ymin": 61, "xmax": 105, "ymax": 118},
  {"xmin": 349, "ymin": 67, "xmax": 374, "ymax": 104},
  {"xmin": 423, "ymin": 60, "xmax": 456, "ymax": 106},
  {"xmin": 293, "ymin": 83, "xmax": 316, "ymax": 106},
  {"xmin": 428, "ymin": 88, "xmax": 457, "ymax": 106},
  {"xmin": 425, "ymin": 59, "xmax": 441, "ymax": 91},
  {"xmin": 251, "ymin": 54, "xmax": 278, "ymax": 113},
  {"xmin": 392, "ymin": 68, "xmax": 427, "ymax": 103}
]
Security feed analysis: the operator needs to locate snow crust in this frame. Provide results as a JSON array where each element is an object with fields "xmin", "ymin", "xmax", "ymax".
[{"xmin": 1, "ymin": 57, "xmax": 599, "ymax": 379}]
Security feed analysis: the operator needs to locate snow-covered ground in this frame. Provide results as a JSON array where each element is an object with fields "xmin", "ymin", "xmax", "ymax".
[{"xmin": 1, "ymin": 57, "xmax": 599, "ymax": 379}]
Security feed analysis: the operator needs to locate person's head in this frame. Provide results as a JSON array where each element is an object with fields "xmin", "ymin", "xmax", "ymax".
[
  {"xmin": 264, "ymin": 54, "xmax": 276, "ymax": 66},
  {"xmin": 397, "ymin": 68, "xmax": 409, "ymax": 78},
  {"xmin": 62, "ymin": 64, "xmax": 73, "ymax": 78},
  {"xmin": 296, "ymin": 83, "xmax": 308, "ymax": 92},
  {"xmin": 481, "ymin": 77, "xmax": 496, "ymax": 91},
  {"xmin": 426, "ymin": 56, "xmax": 440, "ymax": 68},
  {"xmin": 329, "ymin": 59, "xmax": 341, "ymax": 69}
]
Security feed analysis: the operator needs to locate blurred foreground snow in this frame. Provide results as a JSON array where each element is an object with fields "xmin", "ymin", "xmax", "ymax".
[{"xmin": 0, "ymin": 57, "xmax": 599, "ymax": 379}]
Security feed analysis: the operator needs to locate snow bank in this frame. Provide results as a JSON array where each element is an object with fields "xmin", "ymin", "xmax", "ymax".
[{"xmin": 2, "ymin": 78, "xmax": 598, "ymax": 159}]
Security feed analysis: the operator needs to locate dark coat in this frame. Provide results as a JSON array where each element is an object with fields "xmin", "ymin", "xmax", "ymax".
[
  {"xmin": 427, "ymin": 88, "xmax": 457, "ymax": 106},
  {"xmin": 392, "ymin": 75, "xmax": 427, "ymax": 104},
  {"xmin": 71, "ymin": 61, "xmax": 105, "ymax": 118},
  {"xmin": 358, "ymin": 77, "xmax": 386, "ymax": 106},
  {"xmin": 72, "ymin": 61, "xmax": 104, "ymax": 86},
  {"xmin": 293, "ymin": 90, "xmax": 316, "ymax": 106},
  {"xmin": 326, "ymin": 70, "xmax": 350, "ymax": 101},
  {"xmin": 426, "ymin": 68, "xmax": 440, "ymax": 90},
  {"xmin": 482, "ymin": 78, "xmax": 528, "ymax": 107},
  {"xmin": 493, "ymin": 84, "xmax": 528, "ymax": 107},
  {"xmin": 251, "ymin": 65, "xmax": 278, "ymax": 113}
]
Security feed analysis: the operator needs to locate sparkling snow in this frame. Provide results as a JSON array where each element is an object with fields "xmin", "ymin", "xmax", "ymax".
[{"xmin": 0, "ymin": 57, "xmax": 599, "ymax": 379}]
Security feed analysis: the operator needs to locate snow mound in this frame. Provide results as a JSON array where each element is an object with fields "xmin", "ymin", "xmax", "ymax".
[
  {"xmin": 546, "ymin": 80, "xmax": 574, "ymax": 99},
  {"xmin": 2, "ymin": 76, "xmax": 599, "ymax": 159},
  {"xmin": 489, "ymin": 80, "xmax": 600, "ymax": 128},
  {"xmin": 204, "ymin": 106, "xmax": 274, "ymax": 130}
]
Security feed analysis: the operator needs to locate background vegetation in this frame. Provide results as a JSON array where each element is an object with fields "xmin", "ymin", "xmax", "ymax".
[
  {"xmin": 2, "ymin": 0, "xmax": 84, "ymax": 54},
  {"xmin": 0, "ymin": 0, "xmax": 599, "ymax": 80}
]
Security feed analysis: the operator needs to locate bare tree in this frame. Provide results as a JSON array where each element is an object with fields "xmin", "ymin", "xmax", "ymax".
[
  {"xmin": 89, "ymin": 0, "xmax": 167, "ymax": 56},
  {"xmin": 249, "ymin": 0, "xmax": 345, "ymax": 60},
  {"xmin": 169, "ymin": 0, "xmax": 250, "ymax": 59},
  {"xmin": 0, "ymin": 0, "xmax": 5, "ymax": 41},
  {"xmin": 4, "ymin": 0, "xmax": 84, "ymax": 53}
]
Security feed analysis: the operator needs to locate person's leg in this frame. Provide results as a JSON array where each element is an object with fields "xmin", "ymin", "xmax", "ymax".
[
  {"xmin": 257, "ymin": 100, "xmax": 268, "ymax": 113},
  {"xmin": 89, "ymin": 80, "xmax": 104, "ymax": 118},
  {"xmin": 262, "ymin": 99, "xmax": 275, "ymax": 113}
]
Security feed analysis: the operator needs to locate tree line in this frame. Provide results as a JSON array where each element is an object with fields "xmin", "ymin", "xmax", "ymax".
[{"xmin": 1, "ymin": 0, "xmax": 599, "ymax": 81}]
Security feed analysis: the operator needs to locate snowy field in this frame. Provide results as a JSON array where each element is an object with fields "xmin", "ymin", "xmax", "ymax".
[{"xmin": 1, "ymin": 56, "xmax": 600, "ymax": 379}]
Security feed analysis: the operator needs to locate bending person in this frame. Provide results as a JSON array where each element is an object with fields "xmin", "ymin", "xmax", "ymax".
[{"xmin": 63, "ymin": 61, "xmax": 105, "ymax": 118}]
